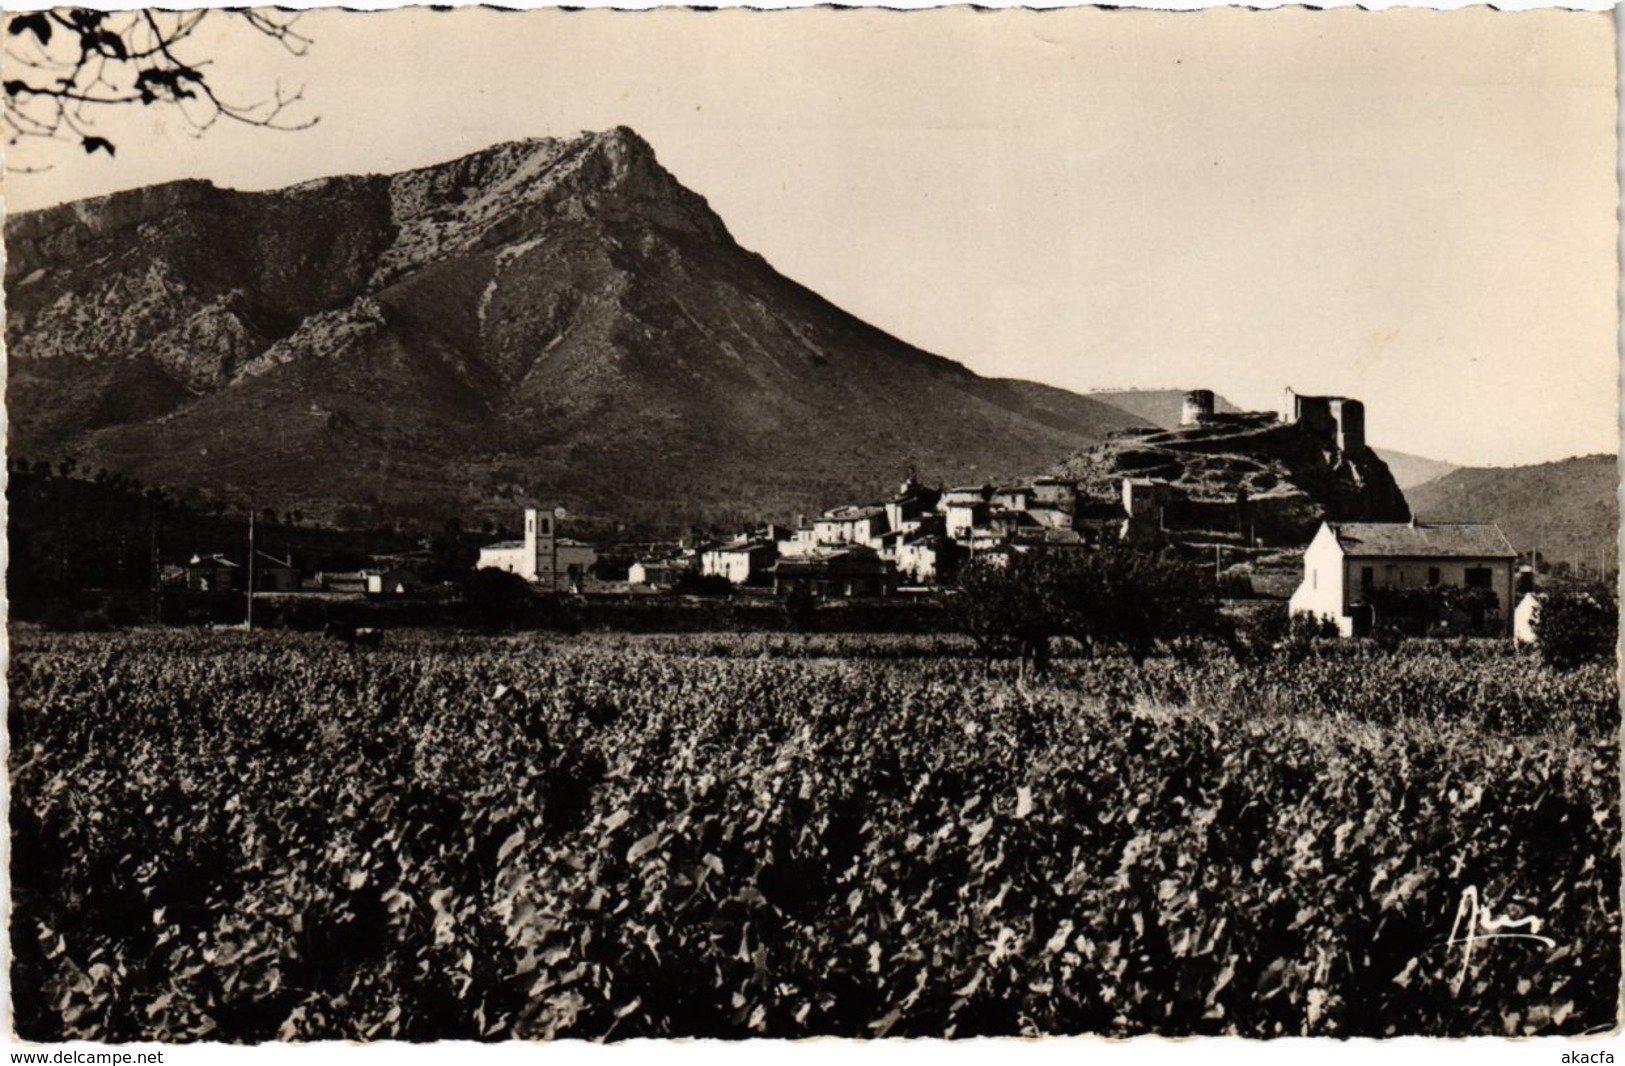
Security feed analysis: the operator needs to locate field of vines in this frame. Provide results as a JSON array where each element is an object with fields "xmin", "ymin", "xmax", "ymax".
[{"xmin": 9, "ymin": 628, "xmax": 1619, "ymax": 1041}]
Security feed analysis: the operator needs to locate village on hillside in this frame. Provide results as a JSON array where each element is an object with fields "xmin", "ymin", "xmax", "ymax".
[
  {"xmin": 8, "ymin": 10, "xmax": 1617, "ymax": 1047},
  {"xmin": 132, "ymin": 387, "xmax": 1545, "ymax": 641}
]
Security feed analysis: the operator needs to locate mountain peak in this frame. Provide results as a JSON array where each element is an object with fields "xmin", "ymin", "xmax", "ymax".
[{"xmin": 6, "ymin": 128, "xmax": 1150, "ymax": 529}]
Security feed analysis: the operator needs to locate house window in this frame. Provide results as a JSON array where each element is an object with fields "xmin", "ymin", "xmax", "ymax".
[
  {"xmin": 1311, "ymin": 568, "xmax": 1317, "ymax": 591},
  {"xmin": 540, "ymin": 517, "xmax": 552, "ymax": 536},
  {"xmin": 1427, "ymin": 567, "xmax": 1441, "ymax": 586},
  {"xmin": 1464, "ymin": 567, "xmax": 1492, "ymax": 589},
  {"xmin": 1361, "ymin": 566, "xmax": 1374, "ymax": 588}
]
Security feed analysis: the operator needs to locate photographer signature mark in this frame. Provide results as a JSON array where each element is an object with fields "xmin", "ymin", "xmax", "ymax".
[{"xmin": 1447, "ymin": 885, "xmax": 1556, "ymax": 994}]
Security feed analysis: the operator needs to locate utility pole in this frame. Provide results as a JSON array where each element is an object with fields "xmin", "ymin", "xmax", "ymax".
[
  {"xmin": 247, "ymin": 508, "xmax": 256, "ymax": 631},
  {"xmin": 149, "ymin": 505, "xmax": 161, "ymax": 625},
  {"xmin": 552, "ymin": 505, "xmax": 566, "ymax": 594}
]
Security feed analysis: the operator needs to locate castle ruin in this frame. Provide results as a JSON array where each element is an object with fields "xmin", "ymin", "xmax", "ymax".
[
  {"xmin": 1278, "ymin": 387, "xmax": 1366, "ymax": 453},
  {"xmin": 1179, "ymin": 389, "xmax": 1216, "ymax": 426}
]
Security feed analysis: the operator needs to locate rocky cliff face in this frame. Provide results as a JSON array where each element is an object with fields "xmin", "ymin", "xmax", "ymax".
[
  {"xmin": 7, "ymin": 128, "xmax": 1146, "ymax": 531},
  {"xmin": 9, "ymin": 175, "xmax": 395, "ymax": 388}
]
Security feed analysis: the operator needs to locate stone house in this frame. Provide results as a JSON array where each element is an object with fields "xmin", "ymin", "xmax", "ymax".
[
  {"xmin": 813, "ymin": 505, "xmax": 889, "ymax": 550},
  {"xmin": 185, "ymin": 553, "xmax": 240, "ymax": 593},
  {"xmin": 884, "ymin": 477, "xmax": 942, "ymax": 538},
  {"xmin": 629, "ymin": 557, "xmax": 692, "ymax": 589},
  {"xmin": 252, "ymin": 551, "xmax": 302, "ymax": 593},
  {"xmin": 702, "ymin": 535, "xmax": 780, "ymax": 586},
  {"xmin": 772, "ymin": 545, "xmax": 895, "ymax": 598}
]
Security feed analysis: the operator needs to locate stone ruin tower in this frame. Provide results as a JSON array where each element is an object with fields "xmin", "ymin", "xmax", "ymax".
[
  {"xmin": 1179, "ymin": 389, "xmax": 1216, "ymax": 427},
  {"xmin": 1279, "ymin": 386, "xmax": 1366, "ymax": 453}
]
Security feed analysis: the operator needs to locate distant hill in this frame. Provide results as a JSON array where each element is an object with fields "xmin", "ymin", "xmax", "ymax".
[
  {"xmin": 1405, "ymin": 454, "xmax": 1618, "ymax": 569},
  {"xmin": 1089, "ymin": 389, "xmax": 1243, "ymax": 429},
  {"xmin": 1373, "ymin": 449, "xmax": 1458, "ymax": 491},
  {"xmin": 6, "ymin": 127, "xmax": 1147, "ymax": 535}
]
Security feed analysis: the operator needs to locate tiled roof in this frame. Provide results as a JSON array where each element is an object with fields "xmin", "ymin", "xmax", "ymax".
[
  {"xmin": 1329, "ymin": 522, "xmax": 1517, "ymax": 559},
  {"xmin": 774, "ymin": 552, "xmax": 890, "ymax": 575},
  {"xmin": 1014, "ymin": 528, "xmax": 1087, "ymax": 546},
  {"xmin": 820, "ymin": 505, "xmax": 885, "ymax": 521}
]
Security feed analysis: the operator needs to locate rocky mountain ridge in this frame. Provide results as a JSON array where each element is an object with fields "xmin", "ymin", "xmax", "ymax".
[{"xmin": 7, "ymin": 128, "xmax": 1148, "ymax": 532}]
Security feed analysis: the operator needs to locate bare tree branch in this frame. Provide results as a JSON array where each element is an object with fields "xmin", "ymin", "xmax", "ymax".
[{"xmin": 3, "ymin": 8, "xmax": 317, "ymax": 161}]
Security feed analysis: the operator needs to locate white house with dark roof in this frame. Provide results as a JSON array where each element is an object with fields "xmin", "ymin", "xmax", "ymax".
[
  {"xmin": 701, "ymin": 533, "xmax": 781, "ymax": 586},
  {"xmin": 1289, "ymin": 520, "xmax": 1518, "ymax": 637},
  {"xmin": 813, "ymin": 504, "xmax": 889, "ymax": 549}
]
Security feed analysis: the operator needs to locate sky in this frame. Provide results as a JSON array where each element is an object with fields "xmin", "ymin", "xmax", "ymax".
[{"xmin": 3, "ymin": 6, "xmax": 1618, "ymax": 467}]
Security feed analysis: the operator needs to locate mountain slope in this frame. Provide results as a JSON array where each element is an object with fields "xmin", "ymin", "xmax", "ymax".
[
  {"xmin": 1373, "ymin": 449, "xmax": 1458, "ymax": 491},
  {"xmin": 7, "ymin": 128, "xmax": 1147, "ymax": 532},
  {"xmin": 1405, "ymin": 455, "xmax": 1618, "ymax": 569}
]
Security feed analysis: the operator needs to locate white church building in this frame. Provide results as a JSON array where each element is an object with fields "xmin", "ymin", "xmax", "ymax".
[{"xmin": 477, "ymin": 507, "xmax": 598, "ymax": 591}]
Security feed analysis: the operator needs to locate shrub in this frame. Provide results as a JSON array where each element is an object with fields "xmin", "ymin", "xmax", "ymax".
[
  {"xmin": 1066, "ymin": 547, "xmax": 1222, "ymax": 663},
  {"xmin": 1370, "ymin": 621, "xmax": 1406, "ymax": 654},
  {"xmin": 1281, "ymin": 613, "xmax": 1338, "ymax": 661},
  {"xmin": 1231, "ymin": 602, "xmax": 1290, "ymax": 661},
  {"xmin": 1535, "ymin": 587, "xmax": 1618, "ymax": 670},
  {"xmin": 782, "ymin": 583, "xmax": 818, "ymax": 633}
]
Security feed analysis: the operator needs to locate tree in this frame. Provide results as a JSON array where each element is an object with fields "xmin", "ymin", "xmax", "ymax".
[
  {"xmin": 1065, "ymin": 547, "xmax": 1222, "ymax": 663},
  {"xmin": 949, "ymin": 553, "xmax": 1073, "ymax": 672},
  {"xmin": 462, "ymin": 568, "xmax": 533, "ymax": 633},
  {"xmin": 1534, "ymin": 586, "xmax": 1618, "ymax": 670},
  {"xmin": 783, "ymin": 583, "xmax": 818, "ymax": 633},
  {"xmin": 424, "ymin": 527, "xmax": 478, "ymax": 584},
  {"xmin": 950, "ymin": 546, "xmax": 1222, "ymax": 673},
  {"xmin": 4, "ymin": 9, "xmax": 315, "ymax": 165}
]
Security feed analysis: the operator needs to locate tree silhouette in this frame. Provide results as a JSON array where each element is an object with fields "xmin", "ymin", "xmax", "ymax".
[{"xmin": 4, "ymin": 9, "xmax": 315, "ymax": 167}]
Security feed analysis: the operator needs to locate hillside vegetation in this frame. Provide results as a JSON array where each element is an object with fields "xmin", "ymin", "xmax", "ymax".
[{"xmin": 1406, "ymin": 454, "xmax": 1617, "ymax": 570}]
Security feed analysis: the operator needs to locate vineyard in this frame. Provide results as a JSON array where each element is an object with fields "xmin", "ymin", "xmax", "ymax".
[{"xmin": 9, "ymin": 628, "xmax": 1619, "ymax": 1041}]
